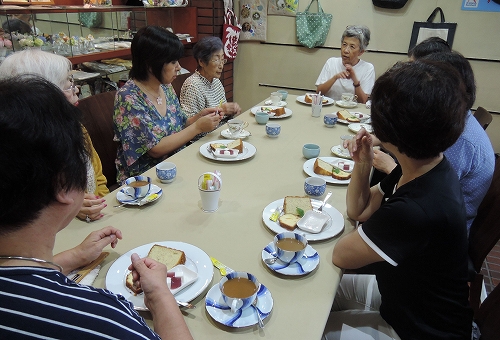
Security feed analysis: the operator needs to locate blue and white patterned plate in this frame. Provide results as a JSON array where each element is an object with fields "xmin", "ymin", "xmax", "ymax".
[
  {"xmin": 205, "ymin": 283, "xmax": 273, "ymax": 328},
  {"xmin": 262, "ymin": 242, "xmax": 319, "ymax": 276},
  {"xmin": 116, "ymin": 184, "xmax": 163, "ymax": 205}
]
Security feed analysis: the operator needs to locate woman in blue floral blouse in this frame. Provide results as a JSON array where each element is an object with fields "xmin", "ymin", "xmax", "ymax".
[{"xmin": 113, "ymin": 26, "xmax": 221, "ymax": 182}]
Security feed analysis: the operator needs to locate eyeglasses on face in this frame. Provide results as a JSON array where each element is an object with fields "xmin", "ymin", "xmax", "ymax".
[{"xmin": 211, "ymin": 58, "xmax": 228, "ymax": 65}]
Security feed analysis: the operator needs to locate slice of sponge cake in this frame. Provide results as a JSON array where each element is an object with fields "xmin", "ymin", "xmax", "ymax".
[{"xmin": 126, "ymin": 244, "xmax": 186, "ymax": 295}]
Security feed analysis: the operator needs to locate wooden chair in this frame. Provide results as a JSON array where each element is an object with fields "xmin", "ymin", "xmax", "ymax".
[
  {"xmin": 474, "ymin": 107, "xmax": 493, "ymax": 130},
  {"xmin": 78, "ymin": 91, "xmax": 120, "ymax": 192},
  {"xmin": 468, "ymin": 153, "xmax": 500, "ymax": 315}
]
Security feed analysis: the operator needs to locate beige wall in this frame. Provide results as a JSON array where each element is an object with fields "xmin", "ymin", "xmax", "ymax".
[{"xmin": 232, "ymin": 0, "xmax": 500, "ymax": 153}]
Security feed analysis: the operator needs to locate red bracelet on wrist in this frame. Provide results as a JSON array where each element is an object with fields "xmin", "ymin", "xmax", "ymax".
[{"xmin": 353, "ymin": 82, "xmax": 361, "ymax": 88}]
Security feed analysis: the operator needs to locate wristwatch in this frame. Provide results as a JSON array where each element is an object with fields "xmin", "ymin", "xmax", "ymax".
[{"xmin": 353, "ymin": 82, "xmax": 361, "ymax": 88}]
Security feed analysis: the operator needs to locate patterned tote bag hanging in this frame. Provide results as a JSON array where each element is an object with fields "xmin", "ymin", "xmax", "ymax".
[
  {"xmin": 239, "ymin": 0, "xmax": 268, "ymax": 42},
  {"xmin": 296, "ymin": 0, "xmax": 332, "ymax": 48},
  {"xmin": 223, "ymin": 0, "xmax": 241, "ymax": 61}
]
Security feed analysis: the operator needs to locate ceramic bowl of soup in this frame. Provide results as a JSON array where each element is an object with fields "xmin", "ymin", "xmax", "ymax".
[
  {"xmin": 273, "ymin": 231, "xmax": 307, "ymax": 264},
  {"xmin": 219, "ymin": 271, "xmax": 260, "ymax": 313}
]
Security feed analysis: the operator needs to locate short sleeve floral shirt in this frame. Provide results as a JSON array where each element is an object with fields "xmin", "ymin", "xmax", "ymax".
[{"xmin": 113, "ymin": 79, "xmax": 187, "ymax": 183}]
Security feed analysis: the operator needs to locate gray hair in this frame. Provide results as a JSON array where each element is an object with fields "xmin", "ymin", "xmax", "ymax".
[
  {"xmin": 0, "ymin": 49, "xmax": 71, "ymax": 89},
  {"xmin": 342, "ymin": 25, "xmax": 371, "ymax": 51},
  {"xmin": 193, "ymin": 36, "xmax": 224, "ymax": 66}
]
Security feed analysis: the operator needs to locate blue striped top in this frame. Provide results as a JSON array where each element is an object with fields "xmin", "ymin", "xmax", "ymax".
[{"xmin": 0, "ymin": 266, "xmax": 161, "ymax": 339}]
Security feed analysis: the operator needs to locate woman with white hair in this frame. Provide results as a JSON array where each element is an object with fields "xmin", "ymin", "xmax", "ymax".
[
  {"xmin": 316, "ymin": 25, "xmax": 374, "ymax": 104},
  {"xmin": 0, "ymin": 49, "xmax": 108, "ymax": 223}
]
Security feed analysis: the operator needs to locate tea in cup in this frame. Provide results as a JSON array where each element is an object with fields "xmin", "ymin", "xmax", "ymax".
[
  {"xmin": 270, "ymin": 92, "xmax": 281, "ymax": 105},
  {"xmin": 227, "ymin": 119, "xmax": 249, "ymax": 138},
  {"xmin": 273, "ymin": 231, "xmax": 307, "ymax": 264},
  {"xmin": 219, "ymin": 271, "xmax": 260, "ymax": 313},
  {"xmin": 123, "ymin": 176, "xmax": 152, "ymax": 199},
  {"xmin": 341, "ymin": 93, "xmax": 358, "ymax": 103},
  {"xmin": 156, "ymin": 162, "xmax": 176, "ymax": 183}
]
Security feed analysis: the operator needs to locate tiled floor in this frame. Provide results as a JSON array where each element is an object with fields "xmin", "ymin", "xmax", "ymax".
[{"xmin": 480, "ymin": 240, "xmax": 500, "ymax": 294}]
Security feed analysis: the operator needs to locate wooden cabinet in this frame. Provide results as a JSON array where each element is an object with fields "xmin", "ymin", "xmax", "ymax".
[{"xmin": 0, "ymin": 5, "xmax": 197, "ymax": 65}]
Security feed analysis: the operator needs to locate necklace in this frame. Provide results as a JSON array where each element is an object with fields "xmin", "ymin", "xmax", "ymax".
[
  {"xmin": 140, "ymin": 83, "xmax": 163, "ymax": 105},
  {"xmin": 0, "ymin": 255, "xmax": 63, "ymax": 272}
]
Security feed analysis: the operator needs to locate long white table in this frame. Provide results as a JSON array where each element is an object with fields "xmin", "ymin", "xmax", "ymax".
[{"xmin": 55, "ymin": 95, "xmax": 370, "ymax": 339}]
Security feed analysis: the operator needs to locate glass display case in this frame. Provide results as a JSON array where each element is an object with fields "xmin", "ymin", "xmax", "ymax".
[{"xmin": 0, "ymin": 5, "xmax": 197, "ymax": 64}]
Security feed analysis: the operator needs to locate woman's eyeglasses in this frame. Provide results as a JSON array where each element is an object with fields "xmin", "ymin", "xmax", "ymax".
[
  {"xmin": 211, "ymin": 58, "xmax": 228, "ymax": 65},
  {"xmin": 63, "ymin": 75, "xmax": 76, "ymax": 95}
]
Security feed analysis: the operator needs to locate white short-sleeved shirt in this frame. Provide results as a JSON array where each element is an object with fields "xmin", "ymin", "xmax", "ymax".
[{"xmin": 315, "ymin": 57, "xmax": 375, "ymax": 101}]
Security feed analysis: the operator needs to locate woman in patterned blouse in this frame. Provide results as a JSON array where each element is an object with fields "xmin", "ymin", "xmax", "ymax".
[
  {"xmin": 113, "ymin": 26, "xmax": 221, "ymax": 182},
  {"xmin": 180, "ymin": 36, "xmax": 242, "ymax": 141}
]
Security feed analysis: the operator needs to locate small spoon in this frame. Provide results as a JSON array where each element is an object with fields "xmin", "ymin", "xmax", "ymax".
[
  {"xmin": 252, "ymin": 298, "xmax": 264, "ymax": 328},
  {"xmin": 318, "ymin": 191, "xmax": 332, "ymax": 212}
]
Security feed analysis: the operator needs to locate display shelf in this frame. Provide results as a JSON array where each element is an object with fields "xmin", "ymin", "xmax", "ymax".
[{"xmin": 0, "ymin": 5, "xmax": 197, "ymax": 64}]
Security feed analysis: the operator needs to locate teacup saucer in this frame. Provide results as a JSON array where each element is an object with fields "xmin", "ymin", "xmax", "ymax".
[
  {"xmin": 264, "ymin": 100, "xmax": 287, "ymax": 107},
  {"xmin": 205, "ymin": 283, "xmax": 273, "ymax": 328},
  {"xmin": 335, "ymin": 100, "xmax": 358, "ymax": 109},
  {"xmin": 262, "ymin": 242, "xmax": 319, "ymax": 276},
  {"xmin": 220, "ymin": 128, "xmax": 251, "ymax": 139},
  {"xmin": 116, "ymin": 184, "xmax": 162, "ymax": 206},
  {"xmin": 330, "ymin": 145, "xmax": 352, "ymax": 159}
]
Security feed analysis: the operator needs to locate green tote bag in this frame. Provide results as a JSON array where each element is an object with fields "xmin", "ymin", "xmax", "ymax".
[{"xmin": 296, "ymin": 0, "xmax": 332, "ymax": 48}]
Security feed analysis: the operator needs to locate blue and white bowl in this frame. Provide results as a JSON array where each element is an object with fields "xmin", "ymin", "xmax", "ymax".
[
  {"xmin": 323, "ymin": 113, "xmax": 338, "ymax": 127},
  {"xmin": 156, "ymin": 162, "xmax": 176, "ymax": 183},
  {"xmin": 304, "ymin": 177, "xmax": 326, "ymax": 197},
  {"xmin": 219, "ymin": 272, "xmax": 260, "ymax": 314},
  {"xmin": 265, "ymin": 122, "xmax": 281, "ymax": 138}
]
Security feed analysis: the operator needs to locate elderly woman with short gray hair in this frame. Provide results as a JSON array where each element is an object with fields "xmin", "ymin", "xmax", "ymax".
[
  {"xmin": 316, "ymin": 25, "xmax": 374, "ymax": 104},
  {"xmin": 180, "ymin": 36, "xmax": 241, "ymax": 133}
]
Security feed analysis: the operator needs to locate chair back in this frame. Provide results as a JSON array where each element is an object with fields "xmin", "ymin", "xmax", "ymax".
[
  {"xmin": 474, "ymin": 107, "xmax": 493, "ymax": 130},
  {"xmin": 78, "ymin": 91, "xmax": 119, "ymax": 191},
  {"xmin": 468, "ymin": 154, "xmax": 500, "ymax": 314},
  {"xmin": 474, "ymin": 280, "xmax": 500, "ymax": 340}
]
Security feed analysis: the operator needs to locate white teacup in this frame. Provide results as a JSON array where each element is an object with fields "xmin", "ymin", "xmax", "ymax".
[
  {"xmin": 219, "ymin": 271, "xmax": 260, "ymax": 313},
  {"xmin": 341, "ymin": 93, "xmax": 358, "ymax": 103},
  {"xmin": 270, "ymin": 92, "xmax": 281, "ymax": 106},
  {"xmin": 227, "ymin": 119, "xmax": 248, "ymax": 138}
]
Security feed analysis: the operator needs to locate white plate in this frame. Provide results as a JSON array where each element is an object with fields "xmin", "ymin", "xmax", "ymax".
[
  {"xmin": 336, "ymin": 111, "xmax": 370, "ymax": 124},
  {"xmin": 250, "ymin": 106, "xmax": 293, "ymax": 119},
  {"xmin": 264, "ymin": 100, "xmax": 287, "ymax": 107},
  {"xmin": 296, "ymin": 95, "xmax": 335, "ymax": 106},
  {"xmin": 330, "ymin": 145, "xmax": 352, "ymax": 159},
  {"xmin": 199, "ymin": 140, "xmax": 257, "ymax": 162},
  {"xmin": 297, "ymin": 210, "xmax": 331, "ymax": 234},
  {"xmin": 116, "ymin": 184, "xmax": 163, "ymax": 205},
  {"xmin": 220, "ymin": 129, "xmax": 251, "ymax": 139},
  {"xmin": 348, "ymin": 123, "xmax": 373, "ymax": 134},
  {"xmin": 262, "ymin": 242, "xmax": 319, "ymax": 275},
  {"xmin": 262, "ymin": 198, "xmax": 345, "ymax": 241},
  {"xmin": 303, "ymin": 157, "xmax": 351, "ymax": 185},
  {"xmin": 205, "ymin": 282, "xmax": 273, "ymax": 328},
  {"xmin": 335, "ymin": 100, "xmax": 358, "ymax": 109},
  {"xmin": 105, "ymin": 241, "xmax": 214, "ymax": 310}
]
